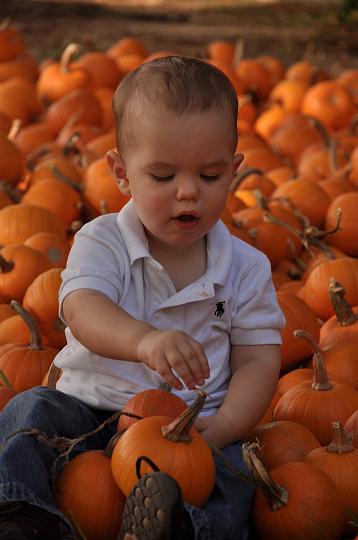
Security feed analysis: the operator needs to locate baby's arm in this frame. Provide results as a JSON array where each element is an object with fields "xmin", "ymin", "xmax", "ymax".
[
  {"xmin": 195, "ymin": 344, "xmax": 281, "ymax": 449},
  {"xmin": 63, "ymin": 289, "xmax": 209, "ymax": 391}
]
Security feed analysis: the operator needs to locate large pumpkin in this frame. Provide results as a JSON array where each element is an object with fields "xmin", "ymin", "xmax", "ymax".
[{"xmin": 245, "ymin": 443, "xmax": 345, "ymax": 540}]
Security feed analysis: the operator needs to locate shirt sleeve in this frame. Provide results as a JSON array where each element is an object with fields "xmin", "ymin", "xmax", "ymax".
[
  {"xmin": 230, "ymin": 255, "xmax": 285, "ymax": 345},
  {"xmin": 59, "ymin": 220, "xmax": 126, "ymax": 323}
]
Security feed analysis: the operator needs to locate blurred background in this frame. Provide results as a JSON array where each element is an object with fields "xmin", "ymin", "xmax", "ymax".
[{"xmin": 1, "ymin": 0, "xmax": 357, "ymax": 71}]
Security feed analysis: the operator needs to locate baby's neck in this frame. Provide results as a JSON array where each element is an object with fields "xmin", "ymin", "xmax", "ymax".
[{"xmin": 148, "ymin": 236, "xmax": 207, "ymax": 292}]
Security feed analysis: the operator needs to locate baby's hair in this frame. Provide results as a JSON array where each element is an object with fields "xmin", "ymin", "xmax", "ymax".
[{"xmin": 112, "ymin": 55, "xmax": 238, "ymax": 155}]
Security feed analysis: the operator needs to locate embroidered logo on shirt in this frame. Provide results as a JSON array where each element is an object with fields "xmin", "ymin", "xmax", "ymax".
[{"xmin": 214, "ymin": 301, "xmax": 225, "ymax": 318}]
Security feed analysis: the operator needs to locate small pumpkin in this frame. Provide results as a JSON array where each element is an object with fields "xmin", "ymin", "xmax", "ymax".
[
  {"xmin": 55, "ymin": 435, "xmax": 125, "ymax": 540},
  {"xmin": 0, "ymin": 301, "xmax": 58, "ymax": 392},
  {"xmin": 245, "ymin": 420, "xmax": 320, "ymax": 470},
  {"xmin": 111, "ymin": 391, "xmax": 215, "ymax": 507},
  {"xmin": 0, "ymin": 244, "xmax": 51, "ymax": 303},
  {"xmin": 37, "ymin": 43, "xmax": 92, "ymax": 104},
  {"xmin": 305, "ymin": 421, "xmax": 358, "ymax": 535},
  {"xmin": 118, "ymin": 386, "xmax": 188, "ymax": 431},
  {"xmin": 274, "ymin": 329, "xmax": 358, "ymax": 445},
  {"xmin": 23, "ymin": 267, "xmax": 66, "ymax": 349}
]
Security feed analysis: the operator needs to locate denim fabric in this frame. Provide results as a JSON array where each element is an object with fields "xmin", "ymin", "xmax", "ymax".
[
  {"xmin": 0, "ymin": 386, "xmax": 256, "ymax": 538},
  {"xmin": 185, "ymin": 441, "xmax": 256, "ymax": 540}
]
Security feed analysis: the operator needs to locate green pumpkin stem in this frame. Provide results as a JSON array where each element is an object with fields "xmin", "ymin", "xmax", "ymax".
[
  {"xmin": 294, "ymin": 329, "xmax": 333, "ymax": 390},
  {"xmin": 328, "ymin": 277, "xmax": 358, "ymax": 327},
  {"xmin": 242, "ymin": 442, "xmax": 289, "ymax": 510},
  {"xmin": 327, "ymin": 421, "xmax": 354, "ymax": 454},
  {"xmin": 10, "ymin": 300, "xmax": 43, "ymax": 350},
  {"xmin": 161, "ymin": 390, "xmax": 206, "ymax": 443}
]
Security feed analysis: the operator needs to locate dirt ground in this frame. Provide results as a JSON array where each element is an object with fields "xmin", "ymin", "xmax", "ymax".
[{"xmin": 1, "ymin": 0, "xmax": 358, "ymax": 73}]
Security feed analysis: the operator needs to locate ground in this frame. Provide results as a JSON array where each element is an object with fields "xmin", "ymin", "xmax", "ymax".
[{"xmin": 1, "ymin": 0, "xmax": 358, "ymax": 72}]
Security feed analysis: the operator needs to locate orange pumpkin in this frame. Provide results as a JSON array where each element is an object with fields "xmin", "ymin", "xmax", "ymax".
[
  {"xmin": 319, "ymin": 277, "xmax": 358, "ymax": 349},
  {"xmin": 24, "ymin": 232, "xmax": 70, "ymax": 269},
  {"xmin": 301, "ymin": 80, "xmax": 355, "ymax": 131},
  {"xmin": 23, "ymin": 267, "xmax": 66, "ymax": 349},
  {"xmin": 37, "ymin": 43, "xmax": 92, "ymax": 104},
  {"xmin": 0, "ymin": 244, "xmax": 51, "ymax": 303},
  {"xmin": 276, "ymin": 292, "xmax": 320, "ymax": 372},
  {"xmin": 75, "ymin": 51, "xmax": 122, "ymax": 89},
  {"xmin": 0, "ymin": 301, "xmax": 58, "ymax": 392},
  {"xmin": 245, "ymin": 443, "xmax": 345, "ymax": 540},
  {"xmin": 0, "ymin": 204, "xmax": 65, "ymax": 246},
  {"xmin": 245, "ymin": 420, "xmax": 320, "ymax": 470},
  {"xmin": 111, "ymin": 392, "xmax": 215, "ymax": 507},
  {"xmin": 55, "ymin": 439, "xmax": 125, "ymax": 540},
  {"xmin": 118, "ymin": 387, "xmax": 188, "ymax": 430},
  {"xmin": 274, "ymin": 329, "xmax": 358, "ymax": 445},
  {"xmin": 304, "ymin": 257, "xmax": 358, "ymax": 321},
  {"xmin": 305, "ymin": 421, "xmax": 358, "ymax": 535},
  {"xmin": 325, "ymin": 191, "xmax": 358, "ymax": 256}
]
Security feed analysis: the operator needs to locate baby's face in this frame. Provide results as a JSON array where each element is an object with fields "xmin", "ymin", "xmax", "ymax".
[{"xmin": 121, "ymin": 105, "xmax": 242, "ymax": 252}]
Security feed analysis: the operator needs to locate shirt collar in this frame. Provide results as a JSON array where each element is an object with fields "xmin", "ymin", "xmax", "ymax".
[{"xmin": 116, "ymin": 199, "xmax": 233, "ymax": 286}]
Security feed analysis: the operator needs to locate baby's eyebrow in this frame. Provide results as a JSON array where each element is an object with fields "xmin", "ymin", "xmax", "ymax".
[
  {"xmin": 147, "ymin": 161, "xmax": 173, "ymax": 169},
  {"xmin": 201, "ymin": 159, "xmax": 229, "ymax": 168}
]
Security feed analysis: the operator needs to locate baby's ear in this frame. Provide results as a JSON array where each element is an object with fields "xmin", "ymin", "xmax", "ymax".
[{"xmin": 106, "ymin": 149, "xmax": 131, "ymax": 196}]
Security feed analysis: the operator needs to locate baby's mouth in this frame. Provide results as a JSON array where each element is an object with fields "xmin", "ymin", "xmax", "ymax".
[{"xmin": 176, "ymin": 214, "xmax": 198, "ymax": 222}]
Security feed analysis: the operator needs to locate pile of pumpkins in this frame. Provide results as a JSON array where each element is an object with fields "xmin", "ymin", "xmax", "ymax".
[{"xmin": 0, "ymin": 18, "xmax": 358, "ymax": 540}]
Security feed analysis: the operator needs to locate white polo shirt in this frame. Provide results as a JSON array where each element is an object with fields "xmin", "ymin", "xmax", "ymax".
[{"xmin": 54, "ymin": 200, "xmax": 285, "ymax": 415}]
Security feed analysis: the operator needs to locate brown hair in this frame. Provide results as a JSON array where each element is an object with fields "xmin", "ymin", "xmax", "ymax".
[{"xmin": 112, "ymin": 55, "xmax": 238, "ymax": 155}]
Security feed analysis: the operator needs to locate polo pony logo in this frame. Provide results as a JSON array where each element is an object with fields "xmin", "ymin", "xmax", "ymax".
[{"xmin": 214, "ymin": 301, "xmax": 225, "ymax": 318}]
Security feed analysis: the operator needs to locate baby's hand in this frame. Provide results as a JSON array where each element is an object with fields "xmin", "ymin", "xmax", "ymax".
[
  {"xmin": 194, "ymin": 412, "xmax": 235, "ymax": 449},
  {"xmin": 136, "ymin": 329, "xmax": 210, "ymax": 391}
]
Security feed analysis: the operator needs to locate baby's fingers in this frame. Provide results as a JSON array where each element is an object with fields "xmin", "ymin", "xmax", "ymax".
[
  {"xmin": 156, "ymin": 357, "xmax": 185, "ymax": 391},
  {"xmin": 188, "ymin": 341, "xmax": 210, "ymax": 381}
]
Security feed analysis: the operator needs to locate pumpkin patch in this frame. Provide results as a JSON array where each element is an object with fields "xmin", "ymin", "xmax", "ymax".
[{"xmin": 0, "ymin": 12, "xmax": 358, "ymax": 540}]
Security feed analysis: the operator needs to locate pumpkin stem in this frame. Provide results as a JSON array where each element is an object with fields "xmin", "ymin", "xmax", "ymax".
[
  {"xmin": 328, "ymin": 277, "xmax": 358, "ymax": 326},
  {"xmin": 0, "ymin": 253, "xmax": 14, "ymax": 273},
  {"xmin": 287, "ymin": 238, "xmax": 307, "ymax": 272},
  {"xmin": 7, "ymin": 119, "xmax": 22, "ymax": 142},
  {"xmin": 0, "ymin": 368, "xmax": 12, "ymax": 388},
  {"xmin": 232, "ymin": 38, "xmax": 244, "ymax": 70},
  {"xmin": 294, "ymin": 329, "xmax": 333, "ymax": 390},
  {"xmin": 104, "ymin": 431, "xmax": 123, "ymax": 458},
  {"xmin": 263, "ymin": 210, "xmax": 340, "ymax": 259},
  {"xmin": 161, "ymin": 390, "xmax": 206, "ymax": 443},
  {"xmin": 242, "ymin": 442, "xmax": 289, "ymax": 510},
  {"xmin": 307, "ymin": 116, "xmax": 331, "ymax": 148},
  {"xmin": 10, "ymin": 300, "xmax": 43, "ymax": 350},
  {"xmin": 100, "ymin": 200, "xmax": 109, "ymax": 215},
  {"xmin": 44, "ymin": 362, "xmax": 63, "ymax": 389},
  {"xmin": 51, "ymin": 165, "xmax": 83, "ymax": 193},
  {"xmin": 230, "ymin": 168, "xmax": 264, "ymax": 193},
  {"xmin": 327, "ymin": 421, "xmax": 354, "ymax": 454},
  {"xmin": 60, "ymin": 43, "xmax": 80, "ymax": 73},
  {"xmin": 159, "ymin": 382, "xmax": 172, "ymax": 392}
]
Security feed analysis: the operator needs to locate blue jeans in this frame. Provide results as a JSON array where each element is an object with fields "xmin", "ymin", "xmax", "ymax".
[{"xmin": 0, "ymin": 387, "xmax": 256, "ymax": 539}]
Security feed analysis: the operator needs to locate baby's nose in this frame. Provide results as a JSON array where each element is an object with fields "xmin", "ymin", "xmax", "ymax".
[{"xmin": 176, "ymin": 177, "xmax": 200, "ymax": 199}]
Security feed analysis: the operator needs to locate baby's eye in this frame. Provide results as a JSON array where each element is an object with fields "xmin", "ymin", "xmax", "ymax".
[
  {"xmin": 151, "ymin": 174, "xmax": 175, "ymax": 182},
  {"xmin": 200, "ymin": 174, "xmax": 221, "ymax": 181}
]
